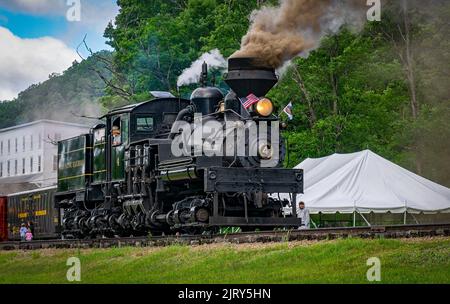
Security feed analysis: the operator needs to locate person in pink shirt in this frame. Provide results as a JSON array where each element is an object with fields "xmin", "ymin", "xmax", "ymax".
[{"xmin": 25, "ymin": 228, "xmax": 33, "ymax": 241}]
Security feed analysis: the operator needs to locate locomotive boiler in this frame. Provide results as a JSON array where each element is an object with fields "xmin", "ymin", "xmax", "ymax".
[{"xmin": 55, "ymin": 57, "xmax": 303, "ymax": 238}]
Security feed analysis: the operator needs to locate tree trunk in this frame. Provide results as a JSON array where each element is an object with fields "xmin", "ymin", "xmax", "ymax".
[
  {"xmin": 330, "ymin": 35, "xmax": 339, "ymax": 116},
  {"xmin": 401, "ymin": 0, "xmax": 422, "ymax": 173},
  {"xmin": 402, "ymin": 0, "xmax": 419, "ymax": 120},
  {"xmin": 292, "ymin": 66, "xmax": 317, "ymax": 127},
  {"xmin": 330, "ymin": 73, "xmax": 339, "ymax": 116}
]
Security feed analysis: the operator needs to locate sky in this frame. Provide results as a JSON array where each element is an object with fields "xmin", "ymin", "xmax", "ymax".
[{"xmin": 0, "ymin": 0, "xmax": 119, "ymax": 101}]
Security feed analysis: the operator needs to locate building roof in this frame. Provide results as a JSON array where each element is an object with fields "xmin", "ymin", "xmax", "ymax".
[
  {"xmin": 105, "ymin": 93, "xmax": 188, "ymax": 117},
  {"xmin": 107, "ymin": 92, "xmax": 177, "ymax": 115},
  {"xmin": 0, "ymin": 120, "xmax": 90, "ymax": 134},
  {"xmin": 7, "ymin": 186, "xmax": 56, "ymax": 197}
]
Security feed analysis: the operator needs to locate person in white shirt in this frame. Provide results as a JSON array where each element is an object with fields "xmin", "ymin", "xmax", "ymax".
[
  {"xmin": 297, "ymin": 201, "xmax": 310, "ymax": 229},
  {"xmin": 19, "ymin": 223, "xmax": 27, "ymax": 241}
]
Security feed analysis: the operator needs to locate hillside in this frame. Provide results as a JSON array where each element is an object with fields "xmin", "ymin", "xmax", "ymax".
[
  {"xmin": 0, "ymin": 51, "xmax": 111, "ymax": 129},
  {"xmin": 0, "ymin": 238, "xmax": 448, "ymax": 283}
]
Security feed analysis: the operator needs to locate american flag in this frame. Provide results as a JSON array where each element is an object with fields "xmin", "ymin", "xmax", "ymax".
[
  {"xmin": 240, "ymin": 93, "xmax": 260, "ymax": 109},
  {"xmin": 283, "ymin": 102, "xmax": 294, "ymax": 120}
]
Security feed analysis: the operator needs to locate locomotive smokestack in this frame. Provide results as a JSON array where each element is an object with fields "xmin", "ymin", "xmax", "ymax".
[{"xmin": 224, "ymin": 57, "xmax": 278, "ymax": 97}]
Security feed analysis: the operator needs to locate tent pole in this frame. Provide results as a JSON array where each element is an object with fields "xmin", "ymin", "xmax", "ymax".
[
  {"xmin": 403, "ymin": 201, "xmax": 408, "ymax": 225},
  {"xmin": 353, "ymin": 211, "xmax": 356, "ymax": 227},
  {"xmin": 358, "ymin": 211, "xmax": 371, "ymax": 227},
  {"xmin": 310, "ymin": 218, "xmax": 318, "ymax": 229}
]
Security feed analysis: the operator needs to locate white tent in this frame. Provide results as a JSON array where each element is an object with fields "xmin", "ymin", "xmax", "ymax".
[{"xmin": 287, "ymin": 150, "xmax": 450, "ymax": 216}]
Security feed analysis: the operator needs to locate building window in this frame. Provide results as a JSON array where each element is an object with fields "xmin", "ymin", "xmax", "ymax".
[
  {"xmin": 30, "ymin": 157, "xmax": 33, "ymax": 173},
  {"xmin": 7, "ymin": 160, "xmax": 10, "ymax": 176},
  {"xmin": 0, "ymin": 141, "xmax": 3, "ymax": 155},
  {"xmin": 7, "ymin": 139, "xmax": 10, "ymax": 154},
  {"xmin": 22, "ymin": 158, "xmax": 25, "ymax": 174},
  {"xmin": 38, "ymin": 156, "xmax": 42, "ymax": 172},
  {"xmin": 53, "ymin": 155, "xmax": 58, "ymax": 171},
  {"xmin": 14, "ymin": 159, "xmax": 17, "ymax": 175},
  {"xmin": 15, "ymin": 138, "xmax": 18, "ymax": 153},
  {"xmin": 0, "ymin": 162, "xmax": 2, "ymax": 177},
  {"xmin": 30, "ymin": 135, "xmax": 33, "ymax": 150},
  {"xmin": 23, "ymin": 136, "xmax": 26, "ymax": 152}
]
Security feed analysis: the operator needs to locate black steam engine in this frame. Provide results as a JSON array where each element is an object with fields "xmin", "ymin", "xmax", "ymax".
[{"xmin": 55, "ymin": 58, "xmax": 303, "ymax": 238}]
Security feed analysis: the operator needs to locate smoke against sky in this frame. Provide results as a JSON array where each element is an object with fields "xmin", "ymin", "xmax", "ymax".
[{"xmin": 231, "ymin": 0, "xmax": 367, "ymax": 68}]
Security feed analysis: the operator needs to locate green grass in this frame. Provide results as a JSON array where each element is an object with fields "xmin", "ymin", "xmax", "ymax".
[{"xmin": 0, "ymin": 237, "xmax": 449, "ymax": 284}]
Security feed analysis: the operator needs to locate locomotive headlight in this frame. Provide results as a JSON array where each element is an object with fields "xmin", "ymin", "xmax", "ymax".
[{"xmin": 255, "ymin": 98, "xmax": 274, "ymax": 117}]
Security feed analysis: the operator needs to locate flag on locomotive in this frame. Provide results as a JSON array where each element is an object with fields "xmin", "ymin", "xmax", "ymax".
[
  {"xmin": 239, "ymin": 93, "xmax": 260, "ymax": 109},
  {"xmin": 282, "ymin": 102, "xmax": 294, "ymax": 120}
]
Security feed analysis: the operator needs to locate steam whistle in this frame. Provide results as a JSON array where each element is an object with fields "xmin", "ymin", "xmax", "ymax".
[{"xmin": 200, "ymin": 61, "xmax": 208, "ymax": 87}]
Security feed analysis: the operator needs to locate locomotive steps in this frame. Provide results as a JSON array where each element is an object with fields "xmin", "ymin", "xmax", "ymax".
[{"xmin": 1, "ymin": 223, "xmax": 449, "ymax": 251}]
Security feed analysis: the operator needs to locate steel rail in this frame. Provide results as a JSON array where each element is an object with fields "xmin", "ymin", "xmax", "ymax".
[{"xmin": 1, "ymin": 223, "xmax": 449, "ymax": 251}]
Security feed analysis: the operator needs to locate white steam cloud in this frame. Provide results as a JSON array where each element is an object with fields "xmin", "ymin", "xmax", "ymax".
[{"xmin": 177, "ymin": 49, "xmax": 227, "ymax": 87}]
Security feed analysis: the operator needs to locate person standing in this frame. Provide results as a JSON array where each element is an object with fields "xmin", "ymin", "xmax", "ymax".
[
  {"xmin": 19, "ymin": 223, "xmax": 28, "ymax": 241},
  {"xmin": 27, "ymin": 221, "xmax": 35, "ymax": 236},
  {"xmin": 297, "ymin": 201, "xmax": 310, "ymax": 229},
  {"xmin": 25, "ymin": 228, "xmax": 33, "ymax": 241}
]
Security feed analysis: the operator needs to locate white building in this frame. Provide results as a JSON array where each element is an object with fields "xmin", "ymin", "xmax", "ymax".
[{"xmin": 0, "ymin": 120, "xmax": 91, "ymax": 194}]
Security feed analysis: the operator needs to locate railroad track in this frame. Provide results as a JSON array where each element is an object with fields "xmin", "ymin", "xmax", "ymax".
[{"xmin": 1, "ymin": 223, "xmax": 449, "ymax": 251}]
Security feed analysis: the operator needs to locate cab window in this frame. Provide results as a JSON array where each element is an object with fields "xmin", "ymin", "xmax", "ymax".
[
  {"xmin": 136, "ymin": 116, "xmax": 154, "ymax": 132},
  {"xmin": 94, "ymin": 128, "xmax": 106, "ymax": 144},
  {"xmin": 122, "ymin": 115, "xmax": 129, "ymax": 143},
  {"xmin": 112, "ymin": 117, "xmax": 121, "ymax": 146},
  {"xmin": 112, "ymin": 115, "xmax": 129, "ymax": 146}
]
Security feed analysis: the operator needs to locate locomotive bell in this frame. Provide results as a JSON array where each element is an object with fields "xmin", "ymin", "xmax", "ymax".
[{"xmin": 224, "ymin": 57, "xmax": 278, "ymax": 97}]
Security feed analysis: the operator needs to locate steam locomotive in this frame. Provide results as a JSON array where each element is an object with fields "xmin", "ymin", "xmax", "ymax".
[{"xmin": 55, "ymin": 57, "xmax": 303, "ymax": 238}]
